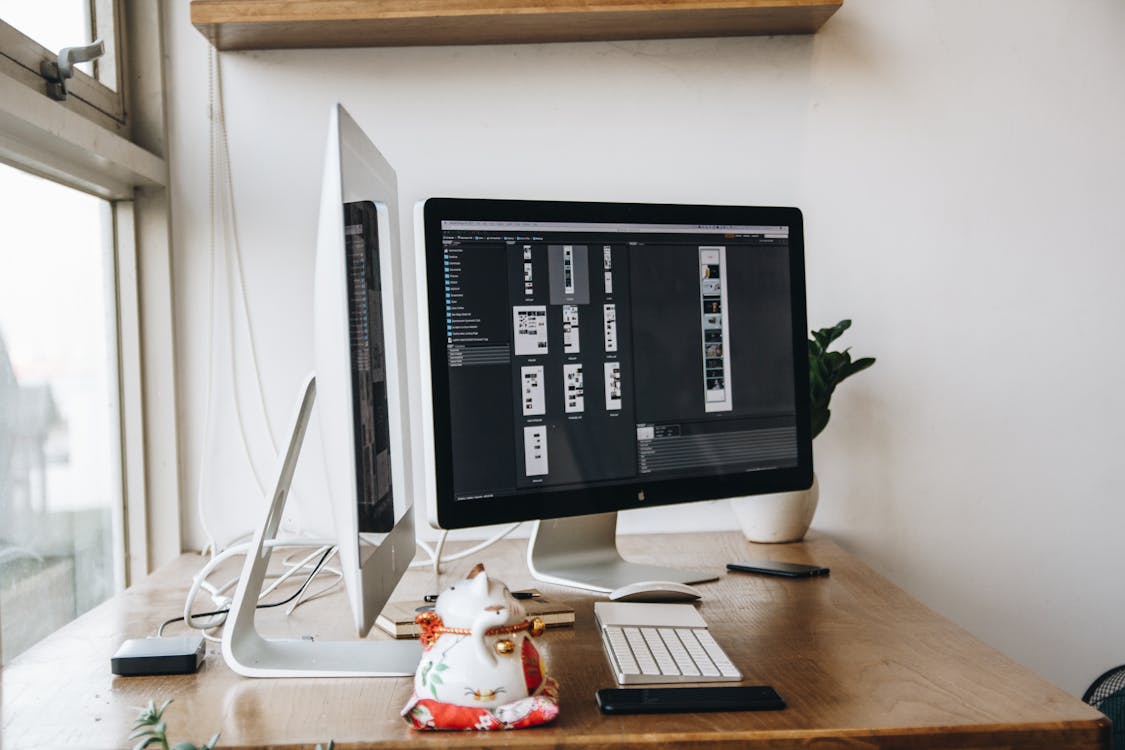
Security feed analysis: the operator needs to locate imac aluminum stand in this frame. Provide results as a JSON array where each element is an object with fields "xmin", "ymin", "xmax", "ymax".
[
  {"xmin": 222, "ymin": 375, "xmax": 421, "ymax": 677},
  {"xmin": 527, "ymin": 513, "xmax": 719, "ymax": 593}
]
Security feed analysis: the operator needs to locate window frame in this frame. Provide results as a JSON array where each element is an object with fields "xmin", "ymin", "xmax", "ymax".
[
  {"xmin": 0, "ymin": 0, "xmax": 128, "ymax": 136},
  {"xmin": 0, "ymin": 2, "xmax": 180, "ymax": 587}
]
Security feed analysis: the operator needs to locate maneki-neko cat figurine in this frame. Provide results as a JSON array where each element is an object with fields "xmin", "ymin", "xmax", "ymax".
[{"xmin": 401, "ymin": 563, "xmax": 560, "ymax": 730}]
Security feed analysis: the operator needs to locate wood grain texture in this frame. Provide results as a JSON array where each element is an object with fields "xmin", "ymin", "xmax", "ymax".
[
  {"xmin": 0, "ymin": 532, "xmax": 1109, "ymax": 749},
  {"xmin": 189, "ymin": 0, "xmax": 843, "ymax": 50}
]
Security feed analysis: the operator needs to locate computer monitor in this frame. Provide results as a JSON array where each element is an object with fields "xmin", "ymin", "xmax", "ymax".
[
  {"xmin": 415, "ymin": 199, "xmax": 812, "ymax": 592},
  {"xmin": 221, "ymin": 104, "xmax": 420, "ymax": 677}
]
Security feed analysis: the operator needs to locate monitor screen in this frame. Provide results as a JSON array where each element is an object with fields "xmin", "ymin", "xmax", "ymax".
[
  {"xmin": 419, "ymin": 199, "xmax": 811, "ymax": 530},
  {"xmin": 342, "ymin": 200, "xmax": 395, "ymax": 533}
]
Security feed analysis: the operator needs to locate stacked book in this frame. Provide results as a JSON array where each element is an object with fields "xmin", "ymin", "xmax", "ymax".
[{"xmin": 376, "ymin": 593, "xmax": 575, "ymax": 639}]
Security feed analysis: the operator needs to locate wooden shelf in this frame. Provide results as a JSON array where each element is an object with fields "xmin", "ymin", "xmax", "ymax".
[{"xmin": 191, "ymin": 1, "xmax": 843, "ymax": 51}]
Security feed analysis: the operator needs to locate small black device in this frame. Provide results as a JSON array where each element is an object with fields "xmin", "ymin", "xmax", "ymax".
[
  {"xmin": 727, "ymin": 560, "xmax": 830, "ymax": 578},
  {"xmin": 596, "ymin": 686, "xmax": 785, "ymax": 714},
  {"xmin": 111, "ymin": 635, "xmax": 206, "ymax": 676}
]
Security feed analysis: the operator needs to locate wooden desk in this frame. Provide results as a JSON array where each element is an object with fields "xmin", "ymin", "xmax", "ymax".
[{"xmin": 0, "ymin": 533, "xmax": 1108, "ymax": 749}]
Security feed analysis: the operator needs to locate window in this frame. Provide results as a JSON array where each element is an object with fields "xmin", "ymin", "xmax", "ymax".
[
  {"xmin": 0, "ymin": 4, "xmax": 176, "ymax": 664},
  {"xmin": 0, "ymin": 162, "xmax": 122, "ymax": 664}
]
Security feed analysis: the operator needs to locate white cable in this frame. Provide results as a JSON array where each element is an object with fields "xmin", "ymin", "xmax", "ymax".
[
  {"xmin": 415, "ymin": 537, "xmax": 436, "ymax": 560},
  {"xmin": 280, "ymin": 548, "xmax": 342, "ymax": 585},
  {"xmin": 287, "ymin": 547, "xmax": 341, "ymax": 614},
  {"xmin": 258, "ymin": 545, "xmax": 331, "ymax": 600},
  {"xmin": 411, "ymin": 533, "xmax": 442, "ymax": 573},
  {"xmin": 196, "ymin": 47, "xmax": 222, "ymax": 555},
  {"xmin": 429, "ymin": 531, "xmax": 448, "ymax": 576},
  {"xmin": 435, "ymin": 524, "xmax": 521, "ymax": 563},
  {"xmin": 182, "ymin": 530, "xmax": 519, "ymax": 640},
  {"xmin": 214, "ymin": 49, "xmax": 271, "ymax": 500},
  {"xmin": 215, "ymin": 46, "xmax": 283, "ymax": 465},
  {"xmin": 183, "ymin": 543, "xmax": 248, "ymax": 632},
  {"xmin": 199, "ymin": 46, "xmax": 292, "ymax": 554},
  {"xmin": 409, "ymin": 523, "xmax": 522, "ymax": 575},
  {"xmin": 179, "ymin": 539, "xmax": 338, "ymax": 638}
]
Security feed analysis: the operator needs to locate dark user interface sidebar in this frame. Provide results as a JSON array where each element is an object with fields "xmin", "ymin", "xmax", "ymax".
[{"xmin": 443, "ymin": 242, "xmax": 511, "ymax": 367}]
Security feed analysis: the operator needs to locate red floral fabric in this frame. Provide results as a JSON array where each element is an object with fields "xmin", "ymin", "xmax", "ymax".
[{"xmin": 401, "ymin": 676, "xmax": 560, "ymax": 731}]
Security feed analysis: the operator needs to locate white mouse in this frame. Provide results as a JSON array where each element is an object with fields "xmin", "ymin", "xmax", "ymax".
[{"xmin": 607, "ymin": 580, "xmax": 703, "ymax": 603}]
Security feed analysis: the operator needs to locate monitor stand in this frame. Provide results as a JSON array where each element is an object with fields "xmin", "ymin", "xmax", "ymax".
[
  {"xmin": 527, "ymin": 513, "xmax": 719, "ymax": 593},
  {"xmin": 221, "ymin": 374, "xmax": 421, "ymax": 677}
]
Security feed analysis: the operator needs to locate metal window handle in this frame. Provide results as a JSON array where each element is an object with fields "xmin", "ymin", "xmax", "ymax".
[{"xmin": 40, "ymin": 39, "xmax": 105, "ymax": 101}]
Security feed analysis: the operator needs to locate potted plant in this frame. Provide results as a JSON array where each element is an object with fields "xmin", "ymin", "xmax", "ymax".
[{"xmin": 731, "ymin": 319, "xmax": 875, "ymax": 543}]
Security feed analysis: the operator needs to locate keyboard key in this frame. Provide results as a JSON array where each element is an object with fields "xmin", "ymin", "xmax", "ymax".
[
  {"xmin": 694, "ymin": 629, "xmax": 741, "ymax": 677},
  {"xmin": 677, "ymin": 630, "xmax": 720, "ymax": 676},
  {"xmin": 605, "ymin": 627, "xmax": 639, "ymax": 674},
  {"xmin": 624, "ymin": 627, "xmax": 660, "ymax": 675},
  {"xmin": 660, "ymin": 628, "xmax": 700, "ymax": 676},
  {"xmin": 642, "ymin": 627, "xmax": 679, "ymax": 676}
]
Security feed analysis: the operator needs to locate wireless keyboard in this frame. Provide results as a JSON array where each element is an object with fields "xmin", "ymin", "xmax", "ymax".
[{"xmin": 594, "ymin": 602, "xmax": 742, "ymax": 685}]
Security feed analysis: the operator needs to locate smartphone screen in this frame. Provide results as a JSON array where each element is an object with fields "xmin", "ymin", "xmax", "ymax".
[{"xmin": 727, "ymin": 560, "xmax": 829, "ymax": 578}]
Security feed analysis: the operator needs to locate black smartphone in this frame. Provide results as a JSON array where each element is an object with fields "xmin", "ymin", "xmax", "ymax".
[
  {"xmin": 596, "ymin": 686, "xmax": 785, "ymax": 714},
  {"xmin": 727, "ymin": 560, "xmax": 830, "ymax": 578}
]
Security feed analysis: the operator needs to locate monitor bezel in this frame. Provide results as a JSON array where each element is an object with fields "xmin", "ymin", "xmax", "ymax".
[{"xmin": 421, "ymin": 197, "xmax": 812, "ymax": 530}]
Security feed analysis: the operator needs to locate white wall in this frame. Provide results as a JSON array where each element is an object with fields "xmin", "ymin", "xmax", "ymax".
[{"xmin": 164, "ymin": 0, "xmax": 1125, "ymax": 696}]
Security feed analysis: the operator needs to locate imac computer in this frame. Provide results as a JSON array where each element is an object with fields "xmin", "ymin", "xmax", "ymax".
[
  {"xmin": 415, "ymin": 199, "xmax": 812, "ymax": 592},
  {"xmin": 221, "ymin": 104, "xmax": 420, "ymax": 677}
]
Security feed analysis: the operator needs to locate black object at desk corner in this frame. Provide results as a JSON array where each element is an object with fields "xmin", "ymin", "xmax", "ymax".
[
  {"xmin": 596, "ymin": 685, "xmax": 786, "ymax": 714},
  {"xmin": 111, "ymin": 635, "xmax": 206, "ymax": 676}
]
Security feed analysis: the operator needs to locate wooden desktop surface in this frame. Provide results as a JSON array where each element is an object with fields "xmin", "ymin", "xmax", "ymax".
[{"xmin": 0, "ymin": 532, "xmax": 1108, "ymax": 749}]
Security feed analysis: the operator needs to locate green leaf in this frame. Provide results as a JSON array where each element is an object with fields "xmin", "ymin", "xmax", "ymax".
[
  {"xmin": 806, "ymin": 320, "xmax": 873, "ymax": 439},
  {"xmin": 831, "ymin": 319, "xmax": 852, "ymax": 339},
  {"xmin": 837, "ymin": 358, "xmax": 872, "ymax": 382},
  {"xmin": 811, "ymin": 409, "xmax": 830, "ymax": 440},
  {"xmin": 436, "ymin": 662, "xmax": 449, "ymax": 671},
  {"xmin": 129, "ymin": 729, "xmax": 156, "ymax": 741},
  {"xmin": 204, "ymin": 732, "xmax": 221, "ymax": 750},
  {"xmin": 133, "ymin": 737, "xmax": 165, "ymax": 750},
  {"xmin": 431, "ymin": 674, "xmax": 443, "ymax": 685},
  {"xmin": 170, "ymin": 743, "xmax": 200, "ymax": 750}
]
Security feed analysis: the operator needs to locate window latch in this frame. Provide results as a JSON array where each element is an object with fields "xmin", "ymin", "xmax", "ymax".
[{"xmin": 40, "ymin": 39, "xmax": 105, "ymax": 101}]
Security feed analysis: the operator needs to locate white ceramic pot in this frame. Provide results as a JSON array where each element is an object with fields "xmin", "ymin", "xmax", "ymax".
[{"xmin": 730, "ymin": 473, "xmax": 819, "ymax": 543}]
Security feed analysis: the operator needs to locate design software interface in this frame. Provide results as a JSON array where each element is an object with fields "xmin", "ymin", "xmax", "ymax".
[{"xmin": 440, "ymin": 219, "xmax": 799, "ymax": 502}]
